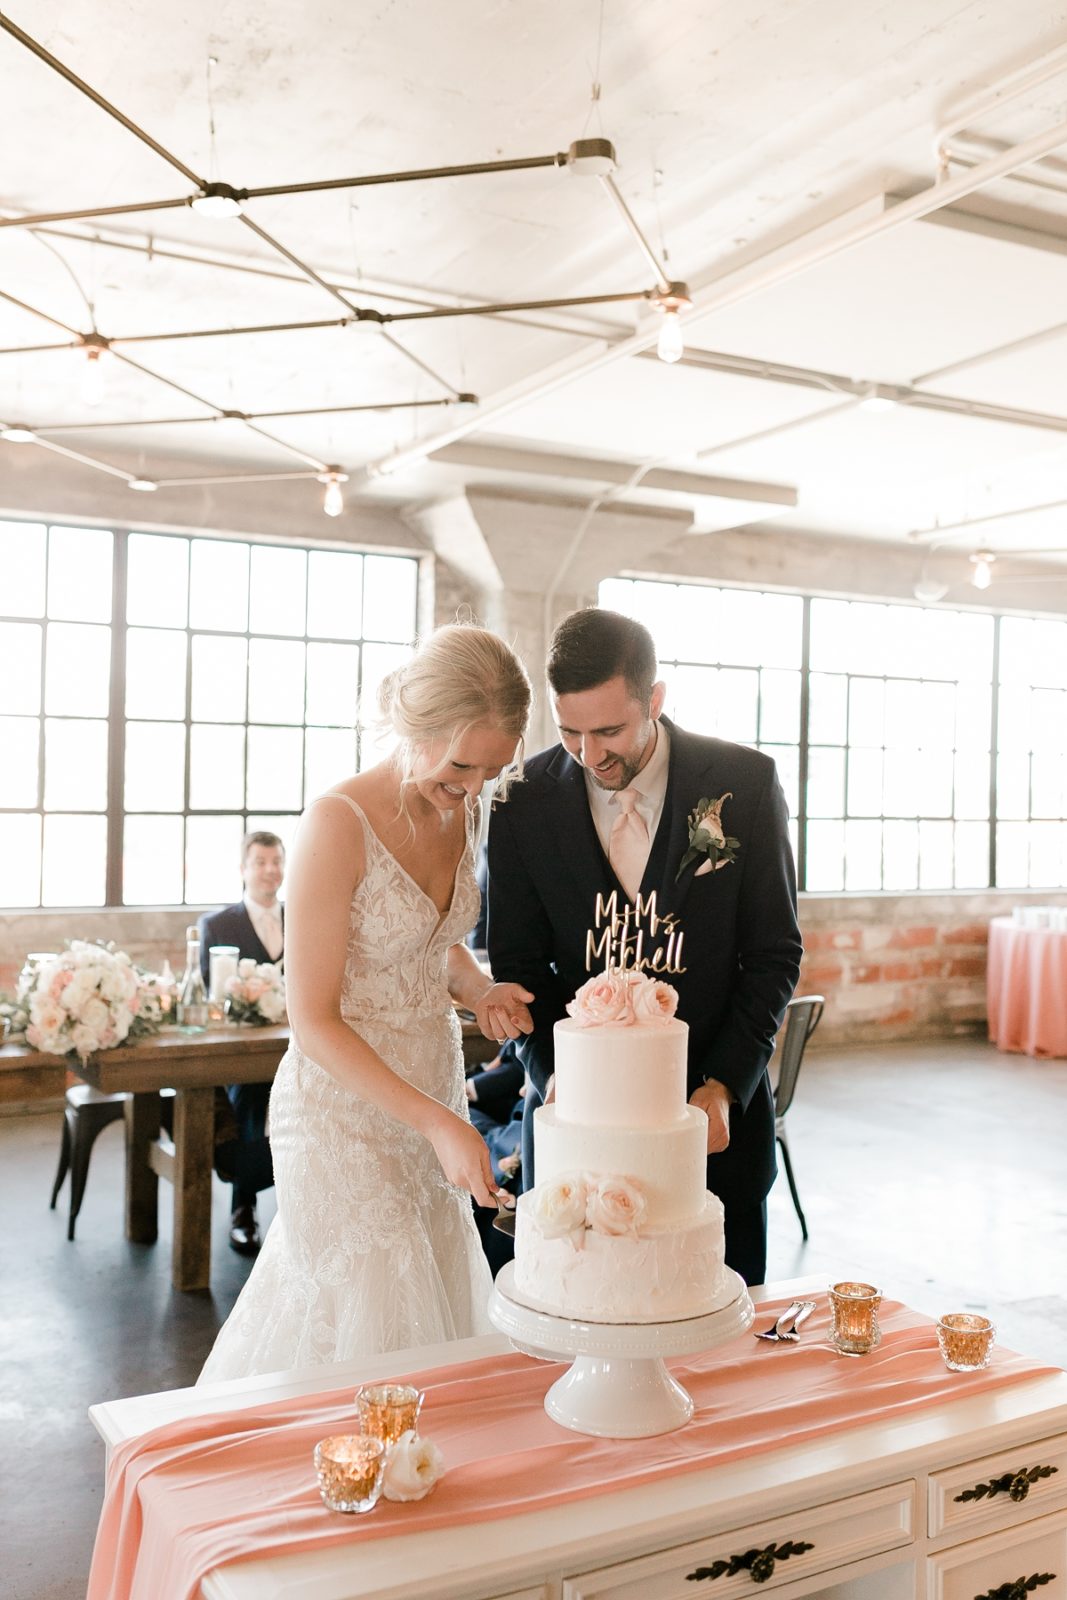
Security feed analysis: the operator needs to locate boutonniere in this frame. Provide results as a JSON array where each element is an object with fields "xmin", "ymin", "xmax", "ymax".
[{"xmin": 675, "ymin": 793, "xmax": 740, "ymax": 881}]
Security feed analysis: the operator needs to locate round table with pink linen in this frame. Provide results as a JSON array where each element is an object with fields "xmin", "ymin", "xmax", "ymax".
[{"xmin": 986, "ymin": 915, "xmax": 1067, "ymax": 1058}]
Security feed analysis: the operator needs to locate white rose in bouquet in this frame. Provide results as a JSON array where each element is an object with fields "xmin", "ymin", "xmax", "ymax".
[{"xmin": 381, "ymin": 1431, "xmax": 445, "ymax": 1502}]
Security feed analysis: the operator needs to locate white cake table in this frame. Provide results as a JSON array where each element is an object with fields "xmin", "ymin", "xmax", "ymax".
[{"xmin": 89, "ymin": 1277, "xmax": 1067, "ymax": 1600}]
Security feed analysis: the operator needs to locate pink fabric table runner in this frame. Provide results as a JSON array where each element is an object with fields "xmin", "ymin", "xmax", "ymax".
[
  {"xmin": 88, "ymin": 1296, "xmax": 1059, "ymax": 1600},
  {"xmin": 987, "ymin": 916, "xmax": 1067, "ymax": 1058}
]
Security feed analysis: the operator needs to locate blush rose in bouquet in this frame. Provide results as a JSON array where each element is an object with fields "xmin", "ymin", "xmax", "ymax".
[
  {"xmin": 3, "ymin": 941, "xmax": 164, "ymax": 1063},
  {"xmin": 224, "ymin": 959, "xmax": 287, "ymax": 1025}
]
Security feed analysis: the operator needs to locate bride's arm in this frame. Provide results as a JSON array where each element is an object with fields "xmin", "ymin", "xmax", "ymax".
[{"xmin": 285, "ymin": 799, "xmax": 500, "ymax": 1206}]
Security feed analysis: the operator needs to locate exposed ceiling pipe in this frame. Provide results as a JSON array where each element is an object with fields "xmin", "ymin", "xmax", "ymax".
[
  {"xmin": 360, "ymin": 107, "xmax": 1067, "ymax": 482},
  {"xmin": 933, "ymin": 39, "xmax": 1067, "ymax": 174}
]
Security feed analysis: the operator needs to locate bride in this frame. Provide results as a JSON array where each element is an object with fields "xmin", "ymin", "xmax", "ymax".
[{"xmin": 199, "ymin": 624, "xmax": 534, "ymax": 1382}]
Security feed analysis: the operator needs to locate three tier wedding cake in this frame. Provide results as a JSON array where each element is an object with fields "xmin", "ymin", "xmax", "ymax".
[{"xmin": 511, "ymin": 968, "xmax": 730, "ymax": 1324}]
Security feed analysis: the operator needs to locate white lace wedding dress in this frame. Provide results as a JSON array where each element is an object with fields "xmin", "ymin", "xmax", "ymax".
[{"xmin": 198, "ymin": 794, "xmax": 493, "ymax": 1383}]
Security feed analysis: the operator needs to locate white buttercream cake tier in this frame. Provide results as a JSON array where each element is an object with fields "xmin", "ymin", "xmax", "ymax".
[
  {"xmin": 533, "ymin": 1103, "xmax": 710, "ymax": 1227},
  {"xmin": 552, "ymin": 1016, "xmax": 689, "ymax": 1129},
  {"xmin": 512, "ymin": 1193, "xmax": 728, "ymax": 1324}
]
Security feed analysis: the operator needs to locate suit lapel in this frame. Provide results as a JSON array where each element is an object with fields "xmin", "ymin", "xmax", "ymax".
[
  {"xmin": 651, "ymin": 719, "xmax": 720, "ymax": 919},
  {"xmin": 547, "ymin": 749, "xmax": 618, "ymax": 903}
]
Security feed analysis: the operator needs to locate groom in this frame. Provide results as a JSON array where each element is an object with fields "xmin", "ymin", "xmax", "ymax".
[{"xmin": 486, "ymin": 608, "xmax": 802, "ymax": 1286}]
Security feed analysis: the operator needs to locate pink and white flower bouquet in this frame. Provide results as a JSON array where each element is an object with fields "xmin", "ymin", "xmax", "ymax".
[
  {"xmin": 224, "ymin": 959, "xmax": 286, "ymax": 1026},
  {"xmin": 2, "ymin": 941, "xmax": 164, "ymax": 1062}
]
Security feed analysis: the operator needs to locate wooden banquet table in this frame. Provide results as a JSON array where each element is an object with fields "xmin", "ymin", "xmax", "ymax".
[
  {"xmin": 986, "ymin": 915, "xmax": 1067, "ymax": 1058},
  {"xmin": 2, "ymin": 1022, "xmax": 289, "ymax": 1291},
  {"xmin": 88, "ymin": 1276, "xmax": 1067, "ymax": 1600},
  {"xmin": 3, "ymin": 1013, "xmax": 496, "ymax": 1292}
]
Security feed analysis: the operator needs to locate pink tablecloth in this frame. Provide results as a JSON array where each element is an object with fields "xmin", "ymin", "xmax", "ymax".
[
  {"xmin": 87, "ymin": 1295, "xmax": 1059, "ymax": 1600},
  {"xmin": 987, "ymin": 916, "xmax": 1067, "ymax": 1058}
]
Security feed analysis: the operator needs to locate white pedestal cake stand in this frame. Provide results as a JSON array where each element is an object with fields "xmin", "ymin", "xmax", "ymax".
[{"xmin": 488, "ymin": 1261, "xmax": 754, "ymax": 1438}]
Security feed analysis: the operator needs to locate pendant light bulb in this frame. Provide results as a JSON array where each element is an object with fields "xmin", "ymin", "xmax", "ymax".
[
  {"xmin": 82, "ymin": 345, "xmax": 105, "ymax": 406},
  {"xmin": 970, "ymin": 550, "xmax": 995, "ymax": 590},
  {"xmin": 318, "ymin": 467, "xmax": 348, "ymax": 518},
  {"xmin": 657, "ymin": 307, "xmax": 685, "ymax": 364}
]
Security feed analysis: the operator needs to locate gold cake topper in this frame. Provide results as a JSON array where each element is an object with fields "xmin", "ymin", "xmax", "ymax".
[{"xmin": 584, "ymin": 890, "xmax": 686, "ymax": 976}]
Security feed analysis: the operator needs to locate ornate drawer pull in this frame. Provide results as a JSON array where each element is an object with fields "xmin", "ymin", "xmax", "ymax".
[
  {"xmin": 955, "ymin": 1465, "xmax": 1059, "ymax": 1504},
  {"xmin": 687, "ymin": 1540, "xmax": 815, "ymax": 1584},
  {"xmin": 973, "ymin": 1572, "xmax": 1055, "ymax": 1600}
]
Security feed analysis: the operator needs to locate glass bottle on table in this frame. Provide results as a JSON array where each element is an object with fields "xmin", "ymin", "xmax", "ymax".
[{"xmin": 176, "ymin": 926, "xmax": 209, "ymax": 1032}]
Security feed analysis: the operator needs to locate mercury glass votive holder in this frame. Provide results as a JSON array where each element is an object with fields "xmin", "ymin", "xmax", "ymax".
[
  {"xmin": 314, "ymin": 1434, "xmax": 385, "ymax": 1513},
  {"xmin": 937, "ymin": 1313, "xmax": 995, "ymax": 1372},
  {"xmin": 356, "ymin": 1383, "xmax": 424, "ymax": 1445},
  {"xmin": 829, "ymin": 1281, "xmax": 883, "ymax": 1354}
]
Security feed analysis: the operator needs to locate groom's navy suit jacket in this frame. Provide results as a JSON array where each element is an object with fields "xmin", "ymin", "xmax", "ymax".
[{"xmin": 486, "ymin": 717, "xmax": 802, "ymax": 1209}]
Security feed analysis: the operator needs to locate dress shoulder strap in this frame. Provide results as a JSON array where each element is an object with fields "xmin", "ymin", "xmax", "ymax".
[{"xmin": 308, "ymin": 792, "xmax": 372, "ymax": 834}]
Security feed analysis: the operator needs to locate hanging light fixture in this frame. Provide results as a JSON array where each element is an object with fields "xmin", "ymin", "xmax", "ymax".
[
  {"xmin": 318, "ymin": 467, "xmax": 348, "ymax": 517},
  {"xmin": 190, "ymin": 182, "xmax": 245, "ymax": 219},
  {"xmin": 859, "ymin": 385, "xmax": 899, "ymax": 414},
  {"xmin": 652, "ymin": 281, "xmax": 691, "ymax": 364},
  {"xmin": 127, "ymin": 477, "xmax": 159, "ymax": 492},
  {"xmin": 970, "ymin": 550, "xmax": 995, "ymax": 589},
  {"xmin": 0, "ymin": 422, "xmax": 37, "ymax": 443}
]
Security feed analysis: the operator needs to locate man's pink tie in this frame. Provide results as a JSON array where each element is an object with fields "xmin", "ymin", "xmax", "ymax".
[{"xmin": 608, "ymin": 787, "xmax": 650, "ymax": 901}]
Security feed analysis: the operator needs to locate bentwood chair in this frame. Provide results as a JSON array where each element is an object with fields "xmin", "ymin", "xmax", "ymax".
[
  {"xmin": 773, "ymin": 995, "xmax": 824, "ymax": 1241},
  {"xmin": 50, "ymin": 1086, "xmax": 174, "ymax": 1240}
]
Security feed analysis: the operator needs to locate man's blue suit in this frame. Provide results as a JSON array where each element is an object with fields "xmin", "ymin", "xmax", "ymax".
[
  {"xmin": 198, "ymin": 902, "xmax": 283, "ymax": 1216},
  {"xmin": 486, "ymin": 716, "xmax": 802, "ymax": 1286}
]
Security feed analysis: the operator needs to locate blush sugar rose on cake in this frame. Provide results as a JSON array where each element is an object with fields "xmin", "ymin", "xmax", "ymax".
[{"xmin": 512, "ymin": 969, "xmax": 730, "ymax": 1324}]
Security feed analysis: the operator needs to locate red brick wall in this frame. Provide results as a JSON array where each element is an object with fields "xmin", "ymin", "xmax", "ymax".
[{"xmin": 797, "ymin": 892, "xmax": 1066, "ymax": 1046}]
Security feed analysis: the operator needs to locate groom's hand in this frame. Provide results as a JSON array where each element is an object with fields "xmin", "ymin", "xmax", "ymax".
[{"xmin": 690, "ymin": 1078, "xmax": 732, "ymax": 1154}]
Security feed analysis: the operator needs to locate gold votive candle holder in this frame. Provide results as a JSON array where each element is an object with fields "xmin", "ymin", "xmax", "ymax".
[
  {"xmin": 937, "ymin": 1313, "xmax": 995, "ymax": 1371},
  {"xmin": 314, "ymin": 1434, "xmax": 385, "ymax": 1513},
  {"xmin": 356, "ymin": 1383, "xmax": 424, "ymax": 1445},
  {"xmin": 829, "ymin": 1281, "xmax": 882, "ymax": 1354}
]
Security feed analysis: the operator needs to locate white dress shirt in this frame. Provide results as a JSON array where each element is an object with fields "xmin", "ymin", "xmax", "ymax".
[
  {"xmin": 243, "ymin": 892, "xmax": 284, "ymax": 962},
  {"xmin": 584, "ymin": 720, "xmax": 671, "ymax": 871}
]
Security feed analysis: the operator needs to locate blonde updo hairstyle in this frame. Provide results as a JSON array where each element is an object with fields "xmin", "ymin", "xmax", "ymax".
[{"xmin": 378, "ymin": 623, "xmax": 531, "ymax": 807}]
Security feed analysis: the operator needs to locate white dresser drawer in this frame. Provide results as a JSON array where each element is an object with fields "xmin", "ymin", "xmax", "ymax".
[
  {"xmin": 930, "ymin": 1435, "xmax": 1067, "ymax": 1541},
  {"xmin": 490, "ymin": 1589, "xmax": 549, "ymax": 1600},
  {"xmin": 563, "ymin": 1481, "xmax": 915, "ymax": 1600},
  {"xmin": 928, "ymin": 1504, "xmax": 1067, "ymax": 1600}
]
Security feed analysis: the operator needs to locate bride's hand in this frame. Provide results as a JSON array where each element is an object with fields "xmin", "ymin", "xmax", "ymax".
[
  {"xmin": 474, "ymin": 981, "xmax": 534, "ymax": 1044},
  {"xmin": 427, "ymin": 1110, "xmax": 500, "ymax": 1208}
]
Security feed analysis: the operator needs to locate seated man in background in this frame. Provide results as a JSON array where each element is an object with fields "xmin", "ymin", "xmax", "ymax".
[
  {"xmin": 199, "ymin": 830, "xmax": 285, "ymax": 1255},
  {"xmin": 467, "ymin": 1040, "xmax": 525, "ymax": 1275}
]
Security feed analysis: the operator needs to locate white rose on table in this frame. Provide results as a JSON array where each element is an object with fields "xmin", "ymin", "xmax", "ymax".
[
  {"xmin": 256, "ymin": 987, "xmax": 286, "ymax": 1023},
  {"xmin": 585, "ymin": 1174, "xmax": 647, "ymax": 1237},
  {"xmin": 237, "ymin": 958, "xmax": 258, "ymax": 978},
  {"xmin": 70, "ymin": 1022, "xmax": 101, "ymax": 1061},
  {"xmin": 532, "ymin": 1173, "xmax": 589, "ymax": 1243},
  {"xmin": 381, "ymin": 1430, "xmax": 445, "ymax": 1502}
]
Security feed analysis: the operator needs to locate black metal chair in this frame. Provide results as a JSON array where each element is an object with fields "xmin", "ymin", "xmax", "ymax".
[
  {"xmin": 50, "ymin": 1085, "xmax": 174, "ymax": 1240},
  {"xmin": 773, "ymin": 995, "xmax": 824, "ymax": 1241}
]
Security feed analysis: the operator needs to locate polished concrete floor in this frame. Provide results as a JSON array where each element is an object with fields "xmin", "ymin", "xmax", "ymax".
[{"xmin": 2, "ymin": 1037, "xmax": 1065, "ymax": 1600}]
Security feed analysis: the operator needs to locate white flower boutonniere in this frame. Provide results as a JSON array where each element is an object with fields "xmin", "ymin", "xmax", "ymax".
[{"xmin": 675, "ymin": 792, "xmax": 740, "ymax": 881}]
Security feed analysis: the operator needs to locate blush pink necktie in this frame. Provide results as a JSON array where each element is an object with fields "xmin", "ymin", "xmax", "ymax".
[{"xmin": 608, "ymin": 787, "xmax": 650, "ymax": 901}]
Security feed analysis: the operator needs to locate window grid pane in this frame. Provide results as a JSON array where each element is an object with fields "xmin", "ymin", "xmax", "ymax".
[{"xmin": 0, "ymin": 519, "xmax": 418, "ymax": 908}]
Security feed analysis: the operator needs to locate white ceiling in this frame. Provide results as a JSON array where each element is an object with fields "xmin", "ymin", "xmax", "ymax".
[{"xmin": 4, "ymin": 0, "xmax": 1067, "ymax": 575}]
